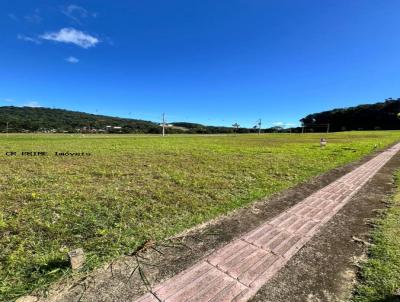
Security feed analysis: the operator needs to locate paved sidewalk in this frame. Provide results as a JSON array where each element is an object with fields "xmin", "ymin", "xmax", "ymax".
[{"xmin": 135, "ymin": 143, "xmax": 400, "ymax": 302}]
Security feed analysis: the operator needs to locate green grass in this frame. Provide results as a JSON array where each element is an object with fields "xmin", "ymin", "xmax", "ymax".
[
  {"xmin": 0, "ymin": 131, "xmax": 399, "ymax": 301},
  {"xmin": 353, "ymin": 170, "xmax": 400, "ymax": 302}
]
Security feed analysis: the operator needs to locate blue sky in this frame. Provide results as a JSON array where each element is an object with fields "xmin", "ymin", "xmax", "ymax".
[{"xmin": 1, "ymin": 0, "xmax": 400, "ymax": 128}]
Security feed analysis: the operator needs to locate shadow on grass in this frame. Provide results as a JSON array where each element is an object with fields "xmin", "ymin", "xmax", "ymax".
[
  {"xmin": 378, "ymin": 295, "xmax": 400, "ymax": 302},
  {"xmin": 37, "ymin": 258, "xmax": 70, "ymax": 274}
]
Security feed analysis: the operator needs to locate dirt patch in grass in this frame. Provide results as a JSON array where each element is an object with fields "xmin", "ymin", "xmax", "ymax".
[{"xmin": 30, "ymin": 143, "xmax": 400, "ymax": 302}]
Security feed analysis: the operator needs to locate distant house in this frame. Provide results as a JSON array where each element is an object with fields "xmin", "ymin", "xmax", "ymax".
[{"xmin": 105, "ymin": 125, "xmax": 123, "ymax": 133}]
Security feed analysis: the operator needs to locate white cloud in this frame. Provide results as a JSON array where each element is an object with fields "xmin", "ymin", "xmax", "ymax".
[
  {"xmin": 65, "ymin": 56, "xmax": 79, "ymax": 63},
  {"xmin": 62, "ymin": 5, "xmax": 97, "ymax": 24},
  {"xmin": 17, "ymin": 34, "xmax": 42, "ymax": 44},
  {"xmin": 272, "ymin": 122, "xmax": 284, "ymax": 126},
  {"xmin": 39, "ymin": 28, "xmax": 99, "ymax": 48},
  {"xmin": 23, "ymin": 101, "xmax": 41, "ymax": 107}
]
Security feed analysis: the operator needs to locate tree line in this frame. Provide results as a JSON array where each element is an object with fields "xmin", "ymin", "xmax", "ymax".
[
  {"xmin": 0, "ymin": 106, "xmax": 258, "ymax": 134},
  {"xmin": 300, "ymin": 98, "xmax": 400, "ymax": 132},
  {"xmin": 1, "ymin": 99, "xmax": 399, "ymax": 134}
]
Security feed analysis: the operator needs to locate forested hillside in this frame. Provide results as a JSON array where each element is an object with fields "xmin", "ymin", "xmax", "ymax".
[
  {"xmin": 0, "ymin": 106, "xmax": 251, "ymax": 133},
  {"xmin": 2, "ymin": 99, "xmax": 400, "ymax": 134},
  {"xmin": 0, "ymin": 106, "xmax": 262, "ymax": 134},
  {"xmin": 300, "ymin": 99, "xmax": 400, "ymax": 132},
  {"xmin": 0, "ymin": 106, "xmax": 160, "ymax": 133}
]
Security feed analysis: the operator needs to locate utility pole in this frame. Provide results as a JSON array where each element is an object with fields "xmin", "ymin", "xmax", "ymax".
[
  {"xmin": 162, "ymin": 113, "xmax": 166, "ymax": 137},
  {"xmin": 6, "ymin": 122, "xmax": 9, "ymax": 136},
  {"xmin": 258, "ymin": 119, "xmax": 262, "ymax": 135},
  {"xmin": 232, "ymin": 123, "xmax": 240, "ymax": 135},
  {"xmin": 327, "ymin": 123, "xmax": 330, "ymax": 133}
]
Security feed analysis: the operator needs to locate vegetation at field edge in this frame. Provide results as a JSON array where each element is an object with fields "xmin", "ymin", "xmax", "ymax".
[
  {"xmin": 353, "ymin": 170, "xmax": 400, "ymax": 302},
  {"xmin": 0, "ymin": 131, "xmax": 399, "ymax": 301}
]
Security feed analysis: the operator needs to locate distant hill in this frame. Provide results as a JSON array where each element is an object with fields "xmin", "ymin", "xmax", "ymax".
[
  {"xmin": 170, "ymin": 122, "xmax": 237, "ymax": 134},
  {"xmin": 0, "ymin": 106, "xmax": 255, "ymax": 134},
  {"xmin": 300, "ymin": 99, "xmax": 400, "ymax": 132},
  {"xmin": 0, "ymin": 106, "xmax": 160, "ymax": 133},
  {"xmin": 5, "ymin": 99, "xmax": 397, "ymax": 134}
]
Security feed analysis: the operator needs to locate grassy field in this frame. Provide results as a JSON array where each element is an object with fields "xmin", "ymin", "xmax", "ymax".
[
  {"xmin": 1, "ymin": 131, "xmax": 399, "ymax": 300},
  {"xmin": 353, "ymin": 170, "xmax": 400, "ymax": 302}
]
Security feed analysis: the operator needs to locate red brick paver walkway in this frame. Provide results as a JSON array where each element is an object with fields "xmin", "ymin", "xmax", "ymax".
[{"xmin": 134, "ymin": 143, "xmax": 400, "ymax": 302}]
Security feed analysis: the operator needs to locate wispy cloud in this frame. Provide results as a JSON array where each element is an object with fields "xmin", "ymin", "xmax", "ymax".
[
  {"xmin": 23, "ymin": 101, "xmax": 41, "ymax": 107},
  {"xmin": 8, "ymin": 13, "xmax": 19, "ymax": 21},
  {"xmin": 24, "ymin": 9, "xmax": 42, "ymax": 24},
  {"xmin": 40, "ymin": 28, "xmax": 99, "ymax": 48},
  {"xmin": 62, "ymin": 4, "xmax": 97, "ymax": 24},
  {"xmin": 17, "ymin": 34, "xmax": 42, "ymax": 44},
  {"xmin": 271, "ymin": 122, "xmax": 297, "ymax": 128},
  {"xmin": 1, "ymin": 98, "xmax": 14, "ymax": 103},
  {"xmin": 65, "ymin": 56, "xmax": 79, "ymax": 63}
]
